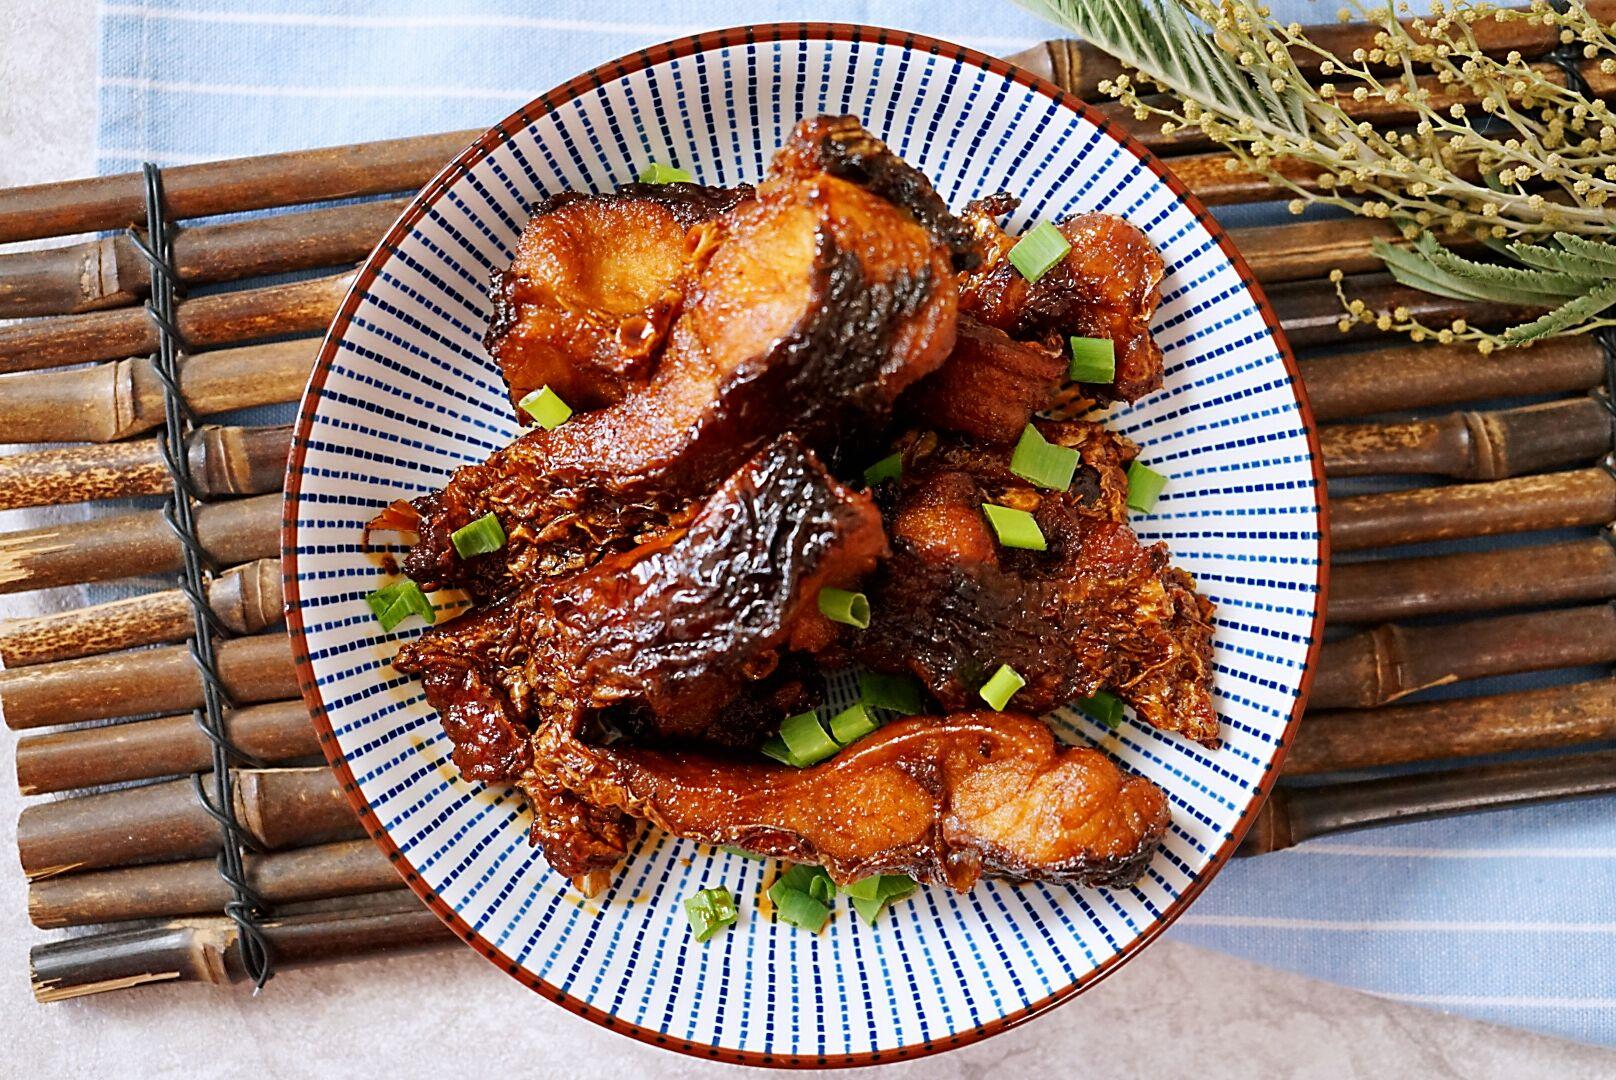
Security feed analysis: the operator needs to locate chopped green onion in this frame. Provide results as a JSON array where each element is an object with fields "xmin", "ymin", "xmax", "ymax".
[
  {"xmin": 684, "ymin": 885, "xmax": 739, "ymax": 942},
  {"xmin": 858, "ymin": 672, "xmax": 925, "ymax": 715},
  {"xmin": 517, "ymin": 385, "xmax": 573, "ymax": 429},
  {"xmin": 818, "ymin": 587, "xmax": 871, "ymax": 629},
  {"xmin": 760, "ymin": 735, "xmax": 796, "ymax": 766},
  {"xmin": 1009, "ymin": 424, "xmax": 1079, "ymax": 491},
  {"xmin": 1068, "ymin": 336, "xmax": 1117, "ymax": 384},
  {"xmin": 365, "ymin": 579, "xmax": 436, "ymax": 632},
  {"xmin": 829, "ymin": 703, "xmax": 878, "ymax": 745},
  {"xmin": 846, "ymin": 874, "xmax": 918, "ymax": 924},
  {"xmin": 1077, "ymin": 689, "xmax": 1126, "ymax": 729},
  {"xmin": 721, "ymin": 845, "xmax": 765, "ymax": 861},
  {"xmin": 981, "ymin": 503, "xmax": 1047, "ymax": 552},
  {"xmin": 450, "ymin": 512, "xmax": 506, "ymax": 558},
  {"xmin": 1007, "ymin": 220, "xmax": 1070, "ymax": 283},
  {"xmin": 863, "ymin": 451, "xmax": 903, "ymax": 487},
  {"xmin": 779, "ymin": 710, "xmax": 839, "ymax": 766},
  {"xmin": 777, "ymin": 863, "xmax": 837, "ymax": 904},
  {"xmin": 769, "ymin": 884, "xmax": 831, "ymax": 932},
  {"xmin": 1126, "ymin": 460, "xmax": 1169, "ymax": 513},
  {"xmin": 978, "ymin": 664, "xmax": 1026, "ymax": 711},
  {"xmin": 638, "ymin": 161, "xmax": 694, "ymax": 184}
]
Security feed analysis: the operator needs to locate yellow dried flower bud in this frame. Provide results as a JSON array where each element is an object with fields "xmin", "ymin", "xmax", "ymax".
[
  {"xmin": 1353, "ymin": 86, "xmax": 1370, "ymax": 101},
  {"xmin": 1338, "ymin": 7, "xmax": 1352, "ymax": 22},
  {"xmin": 1451, "ymin": 319, "xmax": 1467, "ymax": 334},
  {"xmin": 1328, "ymin": 269, "xmax": 1344, "ymax": 283},
  {"xmin": 1288, "ymin": 199, "xmax": 1306, "ymax": 214},
  {"xmin": 1478, "ymin": 339, "xmax": 1496, "ymax": 355},
  {"xmin": 1320, "ymin": 60, "xmax": 1335, "ymax": 75},
  {"xmin": 1393, "ymin": 306, "xmax": 1411, "ymax": 321},
  {"xmin": 1376, "ymin": 314, "xmax": 1392, "ymax": 331},
  {"xmin": 1561, "ymin": 29, "xmax": 1574, "ymax": 44},
  {"xmin": 1437, "ymin": 329, "xmax": 1455, "ymax": 344},
  {"xmin": 1410, "ymin": 328, "xmax": 1428, "ymax": 342},
  {"xmin": 1450, "ymin": 103, "xmax": 1467, "ymax": 118},
  {"xmin": 1336, "ymin": 318, "xmax": 1353, "ymax": 333},
  {"xmin": 1348, "ymin": 299, "xmax": 1367, "ymax": 315}
]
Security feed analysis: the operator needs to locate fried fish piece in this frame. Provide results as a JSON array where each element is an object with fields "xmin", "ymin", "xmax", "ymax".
[
  {"xmin": 406, "ymin": 119, "xmax": 959, "ymax": 598},
  {"xmin": 394, "ymin": 435, "xmax": 887, "ymax": 779},
  {"xmin": 524, "ymin": 710, "xmax": 1170, "ymax": 889},
  {"xmin": 959, "ymin": 194, "xmax": 1166, "ymax": 404},
  {"xmin": 856, "ymin": 423, "xmax": 1220, "ymax": 746},
  {"xmin": 900, "ymin": 316, "xmax": 1067, "ymax": 444},
  {"xmin": 486, "ymin": 183, "xmax": 749, "ymax": 412}
]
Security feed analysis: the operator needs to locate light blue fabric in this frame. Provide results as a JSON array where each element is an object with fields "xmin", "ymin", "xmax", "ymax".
[{"xmin": 96, "ymin": 0, "xmax": 1616, "ymax": 1047}]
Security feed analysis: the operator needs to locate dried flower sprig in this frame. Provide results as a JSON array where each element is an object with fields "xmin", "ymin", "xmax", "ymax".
[{"xmin": 1017, "ymin": 0, "xmax": 1616, "ymax": 347}]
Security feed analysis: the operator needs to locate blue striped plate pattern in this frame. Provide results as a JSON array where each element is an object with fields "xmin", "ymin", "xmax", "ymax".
[{"xmin": 283, "ymin": 26, "xmax": 1325, "ymax": 1067}]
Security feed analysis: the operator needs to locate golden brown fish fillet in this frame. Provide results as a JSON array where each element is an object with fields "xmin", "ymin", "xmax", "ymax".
[
  {"xmin": 900, "ymin": 316, "xmax": 1067, "ymax": 444},
  {"xmin": 486, "ymin": 183, "xmax": 749, "ymax": 411},
  {"xmin": 525, "ymin": 711, "xmax": 1170, "ymax": 889}
]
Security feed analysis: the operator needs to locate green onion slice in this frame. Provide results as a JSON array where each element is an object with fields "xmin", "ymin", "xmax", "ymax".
[
  {"xmin": 863, "ymin": 451, "xmax": 903, "ymax": 487},
  {"xmin": 818, "ymin": 587, "xmax": 871, "ymax": 629},
  {"xmin": 858, "ymin": 671, "xmax": 925, "ymax": 715},
  {"xmin": 365, "ymin": 579, "xmax": 436, "ymax": 632},
  {"xmin": 978, "ymin": 664, "xmax": 1026, "ymax": 711},
  {"xmin": 981, "ymin": 503, "xmax": 1047, "ymax": 552},
  {"xmin": 829, "ymin": 703, "xmax": 878, "ymax": 745},
  {"xmin": 517, "ymin": 385, "xmax": 573, "ymax": 429},
  {"xmin": 1007, "ymin": 220, "xmax": 1071, "ymax": 283},
  {"xmin": 1009, "ymin": 424, "xmax": 1079, "ymax": 492},
  {"xmin": 1077, "ymin": 689, "xmax": 1126, "ymax": 729},
  {"xmin": 638, "ymin": 161, "xmax": 694, "ymax": 184},
  {"xmin": 846, "ymin": 874, "xmax": 919, "ymax": 924},
  {"xmin": 1126, "ymin": 460, "xmax": 1169, "ymax": 513},
  {"xmin": 1068, "ymin": 336, "xmax": 1117, "ymax": 384},
  {"xmin": 684, "ymin": 886, "xmax": 739, "ymax": 942},
  {"xmin": 776, "ymin": 863, "xmax": 837, "ymax": 904},
  {"xmin": 760, "ymin": 735, "xmax": 796, "ymax": 766},
  {"xmin": 770, "ymin": 884, "xmax": 831, "ymax": 933},
  {"xmin": 779, "ymin": 711, "xmax": 839, "ymax": 766},
  {"xmin": 450, "ymin": 512, "xmax": 507, "ymax": 558}
]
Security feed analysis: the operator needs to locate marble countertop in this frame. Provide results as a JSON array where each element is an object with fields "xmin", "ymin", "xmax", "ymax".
[{"xmin": 3, "ymin": 3, "xmax": 1613, "ymax": 1076}]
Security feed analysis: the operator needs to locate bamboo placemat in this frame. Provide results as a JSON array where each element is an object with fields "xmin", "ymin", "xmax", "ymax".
[{"xmin": 4, "ymin": 6, "xmax": 1616, "ymax": 1001}]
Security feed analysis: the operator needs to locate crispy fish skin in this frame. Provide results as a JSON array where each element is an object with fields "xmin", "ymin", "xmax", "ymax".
[
  {"xmin": 857, "ymin": 423, "xmax": 1220, "ymax": 747},
  {"xmin": 959, "ymin": 194, "xmax": 1166, "ymax": 404},
  {"xmin": 900, "ymin": 316, "xmax": 1068, "ymax": 444},
  {"xmin": 486, "ymin": 183, "xmax": 750, "ymax": 412},
  {"xmin": 524, "ymin": 710, "xmax": 1170, "ymax": 889},
  {"xmin": 407, "ymin": 129, "xmax": 959, "ymax": 599},
  {"xmin": 394, "ymin": 435, "xmax": 887, "ymax": 775}
]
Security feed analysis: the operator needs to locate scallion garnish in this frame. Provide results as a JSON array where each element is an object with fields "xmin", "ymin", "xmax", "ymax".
[
  {"xmin": 978, "ymin": 664, "xmax": 1026, "ymax": 711},
  {"xmin": 818, "ymin": 587, "xmax": 871, "ymax": 629},
  {"xmin": 779, "ymin": 710, "xmax": 839, "ymax": 766},
  {"xmin": 1007, "ymin": 220, "xmax": 1070, "ymax": 283},
  {"xmin": 777, "ymin": 863, "xmax": 837, "ymax": 904},
  {"xmin": 517, "ymin": 384, "xmax": 573, "ymax": 429},
  {"xmin": 1077, "ymin": 689, "xmax": 1126, "ymax": 729},
  {"xmin": 846, "ymin": 874, "xmax": 918, "ymax": 925},
  {"xmin": 1126, "ymin": 460, "xmax": 1169, "ymax": 513},
  {"xmin": 858, "ymin": 671, "xmax": 925, "ymax": 715},
  {"xmin": 365, "ymin": 579, "xmax": 436, "ymax": 632},
  {"xmin": 829, "ymin": 703, "xmax": 878, "ymax": 745},
  {"xmin": 981, "ymin": 503, "xmax": 1047, "ymax": 552},
  {"xmin": 770, "ymin": 884, "xmax": 831, "ymax": 932},
  {"xmin": 450, "ymin": 512, "xmax": 507, "ymax": 558},
  {"xmin": 683, "ymin": 885, "xmax": 739, "ymax": 942},
  {"xmin": 638, "ymin": 161, "xmax": 694, "ymax": 184},
  {"xmin": 1009, "ymin": 424, "xmax": 1079, "ymax": 492},
  {"xmin": 863, "ymin": 451, "xmax": 903, "ymax": 487},
  {"xmin": 1068, "ymin": 336, "xmax": 1117, "ymax": 384}
]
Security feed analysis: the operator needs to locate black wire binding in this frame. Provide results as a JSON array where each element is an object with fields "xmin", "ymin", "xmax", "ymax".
[
  {"xmin": 1598, "ymin": 327, "xmax": 1616, "ymax": 485},
  {"xmin": 131, "ymin": 163, "xmax": 275, "ymax": 990}
]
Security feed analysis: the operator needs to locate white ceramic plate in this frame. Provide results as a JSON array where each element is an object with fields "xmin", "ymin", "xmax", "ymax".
[{"xmin": 283, "ymin": 24, "xmax": 1326, "ymax": 1068}]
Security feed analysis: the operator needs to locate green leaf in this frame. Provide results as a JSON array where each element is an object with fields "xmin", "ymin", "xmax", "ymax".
[
  {"xmin": 1500, "ymin": 282, "xmax": 1616, "ymax": 344},
  {"xmin": 1413, "ymin": 234, "xmax": 1591, "ymax": 300},
  {"xmin": 1373, "ymin": 239, "xmax": 1567, "ymax": 308},
  {"xmin": 1505, "ymin": 241, "xmax": 1616, "ymax": 280},
  {"xmin": 1553, "ymin": 234, "xmax": 1616, "ymax": 273}
]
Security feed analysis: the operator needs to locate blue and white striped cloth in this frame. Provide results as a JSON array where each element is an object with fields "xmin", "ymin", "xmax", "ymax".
[{"xmin": 96, "ymin": 0, "xmax": 1616, "ymax": 1046}]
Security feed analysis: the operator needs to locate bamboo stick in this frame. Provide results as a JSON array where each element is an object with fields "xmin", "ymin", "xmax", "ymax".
[
  {"xmin": 0, "ymin": 632, "xmax": 297, "ymax": 731},
  {"xmin": 0, "ymin": 198, "xmax": 406, "ymax": 319},
  {"xmin": 1327, "ymin": 536, "xmax": 1616, "ymax": 625},
  {"xmin": 16, "ymin": 700, "xmax": 317, "ymax": 796},
  {"xmin": 16, "ymin": 766, "xmax": 360, "ymax": 878},
  {"xmin": 1311, "ymin": 604, "xmax": 1616, "ymax": 710},
  {"xmin": 0, "ymin": 424, "xmax": 290, "ymax": 511},
  {"xmin": 1242, "ymin": 749, "xmax": 1616, "ymax": 855},
  {"xmin": 0, "ymin": 130, "xmax": 478, "ymax": 245},
  {"xmin": 1299, "ymin": 336, "xmax": 1607, "ymax": 422},
  {"xmin": 1288, "ymin": 677, "xmax": 1616, "ymax": 776},
  {"xmin": 1329, "ymin": 467, "xmax": 1616, "ymax": 552},
  {"xmin": 0, "ymin": 269, "xmax": 352, "ymax": 376},
  {"xmin": 1319, "ymin": 397, "xmax": 1613, "ymax": 479},
  {"xmin": 0, "ymin": 337, "xmax": 315, "ymax": 444},
  {"xmin": 0, "ymin": 492, "xmax": 279, "ymax": 595},
  {"xmin": 30, "ymin": 890, "xmax": 451, "ymax": 1001},
  {"xmin": 28, "ymin": 839, "xmax": 398, "ymax": 928},
  {"xmin": 0, "ymin": 558, "xmax": 283, "ymax": 668}
]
